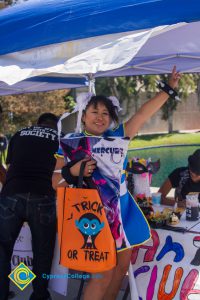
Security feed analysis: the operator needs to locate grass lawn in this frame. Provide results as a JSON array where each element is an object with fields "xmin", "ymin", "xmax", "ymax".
[{"xmin": 129, "ymin": 132, "xmax": 200, "ymax": 149}]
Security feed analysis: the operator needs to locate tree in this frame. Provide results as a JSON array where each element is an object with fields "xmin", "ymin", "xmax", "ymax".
[
  {"xmin": 0, "ymin": 90, "xmax": 70, "ymax": 136},
  {"xmin": 3, "ymin": 0, "xmax": 28, "ymax": 5},
  {"xmin": 96, "ymin": 76, "xmax": 149, "ymax": 122},
  {"xmin": 159, "ymin": 74, "xmax": 197, "ymax": 132},
  {"xmin": 96, "ymin": 73, "xmax": 199, "ymax": 133}
]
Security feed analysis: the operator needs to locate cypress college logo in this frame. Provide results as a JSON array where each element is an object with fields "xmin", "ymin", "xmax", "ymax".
[{"xmin": 8, "ymin": 262, "xmax": 36, "ymax": 291}]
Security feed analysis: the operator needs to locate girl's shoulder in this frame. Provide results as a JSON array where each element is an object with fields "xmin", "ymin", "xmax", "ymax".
[{"xmin": 104, "ymin": 123, "xmax": 125, "ymax": 137}]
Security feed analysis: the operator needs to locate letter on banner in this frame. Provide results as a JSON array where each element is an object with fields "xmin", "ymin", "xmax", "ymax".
[{"xmin": 158, "ymin": 264, "xmax": 183, "ymax": 300}]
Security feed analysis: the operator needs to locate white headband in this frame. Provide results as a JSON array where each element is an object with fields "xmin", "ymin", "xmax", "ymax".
[{"xmin": 57, "ymin": 92, "xmax": 122, "ymax": 139}]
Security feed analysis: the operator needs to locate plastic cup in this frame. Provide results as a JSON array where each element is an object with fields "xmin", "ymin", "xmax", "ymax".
[
  {"xmin": 186, "ymin": 194, "xmax": 199, "ymax": 221},
  {"xmin": 152, "ymin": 192, "xmax": 162, "ymax": 206}
]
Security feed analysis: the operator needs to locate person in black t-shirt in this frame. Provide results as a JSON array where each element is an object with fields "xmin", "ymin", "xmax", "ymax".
[
  {"xmin": 0, "ymin": 163, "xmax": 6, "ymax": 187},
  {"xmin": 0, "ymin": 134, "xmax": 7, "ymax": 188},
  {"xmin": 0, "ymin": 113, "xmax": 59, "ymax": 300},
  {"xmin": 159, "ymin": 149, "xmax": 200, "ymax": 207}
]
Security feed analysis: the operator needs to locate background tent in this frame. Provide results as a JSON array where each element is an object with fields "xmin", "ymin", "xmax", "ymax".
[
  {"xmin": 0, "ymin": 0, "xmax": 200, "ymax": 94},
  {"xmin": 102, "ymin": 21, "xmax": 200, "ymax": 77},
  {"xmin": 0, "ymin": 75, "xmax": 87, "ymax": 96},
  {"xmin": 1, "ymin": 0, "xmax": 200, "ymax": 55}
]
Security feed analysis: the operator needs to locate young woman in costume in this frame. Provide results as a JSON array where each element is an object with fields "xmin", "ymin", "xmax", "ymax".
[{"xmin": 52, "ymin": 66, "xmax": 181, "ymax": 300}]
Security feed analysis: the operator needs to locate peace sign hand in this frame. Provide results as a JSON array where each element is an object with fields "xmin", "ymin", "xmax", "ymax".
[{"xmin": 168, "ymin": 66, "xmax": 181, "ymax": 89}]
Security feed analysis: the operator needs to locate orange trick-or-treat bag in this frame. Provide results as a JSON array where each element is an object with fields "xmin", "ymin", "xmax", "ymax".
[{"xmin": 57, "ymin": 186, "xmax": 116, "ymax": 273}]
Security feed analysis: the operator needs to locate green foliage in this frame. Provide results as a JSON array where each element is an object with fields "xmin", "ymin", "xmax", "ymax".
[
  {"xmin": 3, "ymin": 0, "xmax": 27, "ymax": 6},
  {"xmin": 0, "ymin": 65, "xmax": 199, "ymax": 136},
  {"xmin": 159, "ymin": 74, "xmax": 197, "ymax": 126},
  {"xmin": 160, "ymin": 100, "xmax": 178, "ymax": 121},
  {"xmin": 96, "ymin": 73, "xmax": 200, "ymax": 132},
  {"xmin": 63, "ymin": 95, "xmax": 75, "ymax": 112},
  {"xmin": 0, "ymin": 90, "xmax": 69, "ymax": 136},
  {"xmin": 129, "ymin": 132, "xmax": 200, "ymax": 149}
]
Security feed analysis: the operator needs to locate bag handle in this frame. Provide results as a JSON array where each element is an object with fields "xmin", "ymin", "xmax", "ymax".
[
  {"xmin": 77, "ymin": 161, "xmax": 87, "ymax": 188},
  {"xmin": 77, "ymin": 161, "xmax": 97, "ymax": 189}
]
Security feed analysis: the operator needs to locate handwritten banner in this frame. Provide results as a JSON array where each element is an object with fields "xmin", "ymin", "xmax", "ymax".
[{"xmin": 130, "ymin": 229, "xmax": 200, "ymax": 300}]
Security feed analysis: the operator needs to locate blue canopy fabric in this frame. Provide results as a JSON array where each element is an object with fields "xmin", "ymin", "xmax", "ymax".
[{"xmin": 1, "ymin": 0, "xmax": 200, "ymax": 55}]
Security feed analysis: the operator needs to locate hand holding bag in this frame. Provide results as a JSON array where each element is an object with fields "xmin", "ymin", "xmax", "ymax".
[{"xmin": 57, "ymin": 161, "xmax": 117, "ymax": 273}]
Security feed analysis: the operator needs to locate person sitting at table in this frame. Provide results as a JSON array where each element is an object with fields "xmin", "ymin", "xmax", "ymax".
[{"xmin": 159, "ymin": 149, "xmax": 200, "ymax": 207}]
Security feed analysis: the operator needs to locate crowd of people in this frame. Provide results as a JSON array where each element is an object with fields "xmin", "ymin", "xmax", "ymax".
[{"xmin": 0, "ymin": 67, "xmax": 199, "ymax": 300}]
